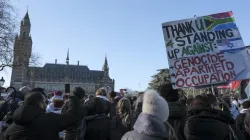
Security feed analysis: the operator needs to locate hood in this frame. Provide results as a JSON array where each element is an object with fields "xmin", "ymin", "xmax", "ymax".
[
  {"xmin": 13, "ymin": 105, "xmax": 45, "ymax": 125},
  {"xmin": 187, "ymin": 107, "xmax": 234, "ymax": 124},
  {"xmin": 142, "ymin": 90, "xmax": 169, "ymax": 122},
  {"xmin": 168, "ymin": 102, "xmax": 186, "ymax": 119},
  {"xmin": 134, "ymin": 113, "xmax": 168, "ymax": 138}
]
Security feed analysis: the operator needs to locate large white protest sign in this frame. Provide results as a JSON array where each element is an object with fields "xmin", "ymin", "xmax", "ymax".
[{"xmin": 162, "ymin": 11, "xmax": 250, "ymax": 89}]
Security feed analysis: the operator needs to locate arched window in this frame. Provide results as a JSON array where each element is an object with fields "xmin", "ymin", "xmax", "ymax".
[{"xmin": 22, "ymin": 32, "xmax": 26, "ymax": 38}]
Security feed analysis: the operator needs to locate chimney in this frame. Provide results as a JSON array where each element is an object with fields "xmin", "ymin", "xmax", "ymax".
[
  {"xmin": 55, "ymin": 59, "xmax": 57, "ymax": 64},
  {"xmin": 77, "ymin": 61, "xmax": 79, "ymax": 65}
]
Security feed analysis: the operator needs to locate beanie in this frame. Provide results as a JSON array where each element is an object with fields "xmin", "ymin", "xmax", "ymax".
[{"xmin": 142, "ymin": 90, "xmax": 169, "ymax": 122}]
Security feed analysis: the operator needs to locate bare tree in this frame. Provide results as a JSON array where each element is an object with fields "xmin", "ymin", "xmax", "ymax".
[{"xmin": 0, "ymin": 0, "xmax": 40, "ymax": 71}]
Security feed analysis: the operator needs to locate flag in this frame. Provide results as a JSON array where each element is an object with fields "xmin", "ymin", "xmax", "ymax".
[{"xmin": 231, "ymin": 80, "xmax": 249, "ymax": 99}]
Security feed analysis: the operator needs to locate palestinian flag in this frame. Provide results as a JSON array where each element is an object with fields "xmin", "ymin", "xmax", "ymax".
[{"xmin": 231, "ymin": 80, "xmax": 249, "ymax": 100}]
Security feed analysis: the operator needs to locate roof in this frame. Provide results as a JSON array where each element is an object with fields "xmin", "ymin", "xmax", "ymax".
[{"xmin": 28, "ymin": 63, "xmax": 109, "ymax": 82}]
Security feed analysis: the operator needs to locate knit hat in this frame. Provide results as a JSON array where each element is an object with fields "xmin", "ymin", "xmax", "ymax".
[
  {"xmin": 51, "ymin": 90, "xmax": 63, "ymax": 101},
  {"xmin": 142, "ymin": 90, "xmax": 169, "ymax": 122}
]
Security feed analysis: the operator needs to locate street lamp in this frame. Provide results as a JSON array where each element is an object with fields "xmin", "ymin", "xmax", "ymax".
[{"xmin": 0, "ymin": 77, "xmax": 5, "ymax": 87}]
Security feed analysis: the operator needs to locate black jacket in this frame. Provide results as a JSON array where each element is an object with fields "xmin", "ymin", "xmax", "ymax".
[
  {"xmin": 236, "ymin": 112, "xmax": 250, "ymax": 140},
  {"xmin": 168, "ymin": 102, "xmax": 186, "ymax": 140},
  {"xmin": 85, "ymin": 116, "xmax": 115, "ymax": 140},
  {"xmin": 184, "ymin": 107, "xmax": 244, "ymax": 140},
  {"xmin": 110, "ymin": 115, "xmax": 134, "ymax": 140},
  {"xmin": 62, "ymin": 99, "xmax": 87, "ymax": 140},
  {"xmin": 3, "ymin": 96, "xmax": 81, "ymax": 140}
]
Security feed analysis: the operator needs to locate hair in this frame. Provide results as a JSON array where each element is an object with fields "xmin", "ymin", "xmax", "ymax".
[
  {"xmin": 158, "ymin": 83, "xmax": 179, "ymax": 102},
  {"xmin": 85, "ymin": 97, "xmax": 105, "ymax": 116},
  {"xmin": 96, "ymin": 88, "xmax": 107, "ymax": 96},
  {"xmin": 186, "ymin": 98, "xmax": 194, "ymax": 106},
  {"xmin": 202, "ymin": 93, "xmax": 217, "ymax": 106},
  {"xmin": 19, "ymin": 86, "xmax": 31, "ymax": 97},
  {"xmin": 117, "ymin": 98, "xmax": 132, "ymax": 124},
  {"xmin": 31, "ymin": 88, "xmax": 46, "ymax": 97},
  {"xmin": 108, "ymin": 91, "xmax": 116, "ymax": 103},
  {"xmin": 192, "ymin": 95, "xmax": 210, "ymax": 108},
  {"xmin": 73, "ymin": 87, "xmax": 85, "ymax": 97},
  {"xmin": 24, "ymin": 92, "xmax": 45, "ymax": 106},
  {"xmin": 52, "ymin": 99, "xmax": 65, "ymax": 108},
  {"xmin": 242, "ymin": 101, "xmax": 250, "ymax": 109}
]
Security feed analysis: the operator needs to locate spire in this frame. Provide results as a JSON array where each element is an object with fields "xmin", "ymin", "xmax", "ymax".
[
  {"xmin": 22, "ymin": 8, "xmax": 31, "ymax": 26},
  {"xmin": 102, "ymin": 54, "xmax": 109, "ymax": 76},
  {"xmin": 104, "ymin": 54, "xmax": 108, "ymax": 65},
  {"xmin": 66, "ymin": 48, "xmax": 69, "ymax": 65}
]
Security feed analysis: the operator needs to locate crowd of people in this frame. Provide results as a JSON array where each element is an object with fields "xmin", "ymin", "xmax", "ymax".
[{"xmin": 0, "ymin": 83, "xmax": 250, "ymax": 140}]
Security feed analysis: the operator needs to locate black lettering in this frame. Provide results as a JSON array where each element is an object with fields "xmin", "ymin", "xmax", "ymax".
[
  {"xmin": 177, "ymin": 23, "xmax": 186, "ymax": 36},
  {"xmin": 226, "ymin": 29, "xmax": 234, "ymax": 37},
  {"xmin": 195, "ymin": 19, "xmax": 204, "ymax": 31},
  {"xmin": 200, "ymin": 31, "xmax": 208, "ymax": 42},
  {"xmin": 218, "ymin": 30, "xmax": 226, "ymax": 39},
  {"xmin": 183, "ymin": 34, "xmax": 193, "ymax": 44},
  {"xmin": 193, "ymin": 33, "xmax": 201, "ymax": 43},
  {"xmin": 168, "ymin": 50, "xmax": 177, "ymax": 59},
  {"xmin": 176, "ymin": 37, "xmax": 185, "ymax": 46},
  {"xmin": 187, "ymin": 20, "xmax": 196, "ymax": 33},
  {"xmin": 163, "ymin": 25, "xmax": 172, "ymax": 38},
  {"xmin": 207, "ymin": 32, "xmax": 215, "ymax": 41}
]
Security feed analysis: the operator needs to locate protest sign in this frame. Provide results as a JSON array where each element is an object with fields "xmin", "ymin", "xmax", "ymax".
[{"xmin": 162, "ymin": 11, "xmax": 250, "ymax": 89}]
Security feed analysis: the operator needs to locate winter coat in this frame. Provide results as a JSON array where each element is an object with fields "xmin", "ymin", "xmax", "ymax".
[
  {"xmin": 109, "ymin": 102, "xmax": 117, "ymax": 119},
  {"xmin": 111, "ymin": 114, "xmax": 135, "ymax": 140},
  {"xmin": 84, "ymin": 114, "xmax": 114, "ymax": 140},
  {"xmin": 184, "ymin": 107, "xmax": 245, "ymax": 140},
  {"xmin": 121, "ymin": 113, "xmax": 169, "ymax": 140},
  {"xmin": 168, "ymin": 102, "xmax": 186, "ymax": 140},
  {"xmin": 236, "ymin": 109, "xmax": 250, "ymax": 140},
  {"xmin": 62, "ymin": 99, "xmax": 87, "ymax": 140},
  {"xmin": 3, "ymin": 96, "xmax": 81, "ymax": 140},
  {"xmin": 46, "ymin": 103, "xmax": 64, "ymax": 139}
]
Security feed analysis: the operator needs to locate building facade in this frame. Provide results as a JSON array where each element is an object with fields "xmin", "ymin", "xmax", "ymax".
[{"xmin": 10, "ymin": 12, "xmax": 115, "ymax": 94}]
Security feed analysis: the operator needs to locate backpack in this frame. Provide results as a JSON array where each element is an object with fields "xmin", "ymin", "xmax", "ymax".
[{"xmin": 76, "ymin": 114, "xmax": 107, "ymax": 140}]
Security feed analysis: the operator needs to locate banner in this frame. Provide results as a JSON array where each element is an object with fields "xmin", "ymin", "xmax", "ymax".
[{"xmin": 162, "ymin": 11, "xmax": 250, "ymax": 89}]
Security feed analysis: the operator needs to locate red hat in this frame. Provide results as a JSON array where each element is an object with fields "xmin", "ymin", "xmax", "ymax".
[{"xmin": 53, "ymin": 90, "xmax": 63, "ymax": 96}]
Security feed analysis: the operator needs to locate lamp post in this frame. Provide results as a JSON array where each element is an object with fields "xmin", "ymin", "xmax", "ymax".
[{"xmin": 0, "ymin": 77, "xmax": 5, "ymax": 87}]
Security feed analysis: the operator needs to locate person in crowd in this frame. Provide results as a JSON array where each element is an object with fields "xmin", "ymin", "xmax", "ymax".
[
  {"xmin": 46, "ymin": 90, "xmax": 65, "ymax": 139},
  {"xmin": 46, "ymin": 91, "xmax": 64, "ymax": 114},
  {"xmin": 133, "ymin": 92, "xmax": 144, "ymax": 120},
  {"xmin": 222, "ymin": 95, "xmax": 239, "ymax": 119},
  {"xmin": 122, "ymin": 90, "xmax": 177, "ymax": 140},
  {"xmin": 77, "ymin": 97, "xmax": 115, "ymax": 140},
  {"xmin": 3, "ymin": 89, "xmax": 83, "ymax": 140},
  {"xmin": 131, "ymin": 96, "xmax": 137, "ymax": 111},
  {"xmin": 0, "ymin": 87, "xmax": 25, "ymax": 135},
  {"xmin": 109, "ymin": 91, "xmax": 118, "ymax": 119},
  {"xmin": 236, "ymin": 100, "xmax": 250, "ymax": 139},
  {"xmin": 19, "ymin": 86, "xmax": 31, "ymax": 98},
  {"xmin": 96, "ymin": 88, "xmax": 110, "ymax": 116},
  {"xmin": 62, "ymin": 87, "xmax": 87, "ymax": 140},
  {"xmin": 84, "ymin": 94, "xmax": 94, "ymax": 104},
  {"xmin": 184, "ymin": 95, "xmax": 244, "ymax": 140},
  {"xmin": 159, "ymin": 83, "xmax": 186, "ymax": 140},
  {"xmin": 112, "ymin": 98, "xmax": 134, "ymax": 139}
]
